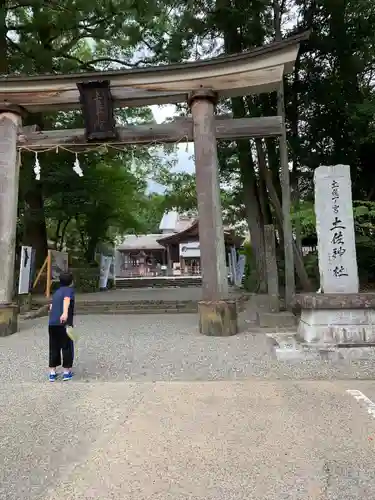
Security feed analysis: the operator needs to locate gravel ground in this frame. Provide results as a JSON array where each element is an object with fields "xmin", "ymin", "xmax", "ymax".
[
  {"xmin": 2, "ymin": 314, "xmax": 375, "ymax": 499},
  {"xmin": 1, "ymin": 313, "xmax": 375, "ymax": 382}
]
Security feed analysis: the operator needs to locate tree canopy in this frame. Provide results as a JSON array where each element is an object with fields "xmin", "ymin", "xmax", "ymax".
[{"xmin": 3, "ymin": 0, "xmax": 375, "ymax": 287}]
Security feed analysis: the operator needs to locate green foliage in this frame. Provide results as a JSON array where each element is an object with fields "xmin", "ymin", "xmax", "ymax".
[
  {"xmin": 291, "ymin": 201, "xmax": 316, "ymax": 239},
  {"xmin": 154, "ymin": 171, "xmax": 198, "ymax": 213},
  {"xmin": 3, "ymin": 0, "xmax": 176, "ymax": 266},
  {"xmin": 293, "ymin": 201, "xmax": 375, "ymax": 285},
  {"xmin": 19, "ymin": 143, "xmax": 162, "ymax": 262},
  {"xmin": 292, "ymin": 201, "xmax": 375, "ymax": 239},
  {"xmin": 71, "ymin": 268, "xmax": 100, "ymax": 293},
  {"xmin": 4, "ymin": 0, "xmax": 375, "ymax": 283},
  {"xmin": 289, "ymin": 0, "xmax": 375, "ymax": 201},
  {"xmin": 135, "ymin": 193, "xmax": 167, "ymax": 234}
]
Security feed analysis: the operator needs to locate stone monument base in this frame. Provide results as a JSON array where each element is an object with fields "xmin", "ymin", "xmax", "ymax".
[
  {"xmin": 198, "ymin": 299, "xmax": 238, "ymax": 336},
  {"xmin": 0, "ymin": 303, "xmax": 18, "ymax": 337},
  {"xmin": 18, "ymin": 293, "xmax": 32, "ymax": 314},
  {"xmin": 294, "ymin": 293, "xmax": 375, "ymax": 345}
]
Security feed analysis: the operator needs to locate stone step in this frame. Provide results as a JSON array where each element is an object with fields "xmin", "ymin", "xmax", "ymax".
[
  {"xmin": 267, "ymin": 331, "xmax": 375, "ymax": 362},
  {"xmin": 32, "ymin": 295, "xmax": 248, "ymax": 314},
  {"xmin": 75, "ymin": 300, "xmax": 199, "ymax": 314},
  {"xmin": 76, "ymin": 301, "xmax": 196, "ymax": 307},
  {"xmin": 76, "ymin": 308, "xmax": 198, "ymax": 315},
  {"xmin": 257, "ymin": 311, "xmax": 297, "ymax": 329},
  {"xmin": 115, "ymin": 277, "xmax": 203, "ymax": 289},
  {"xmin": 30, "ymin": 294, "xmax": 247, "ymax": 317},
  {"xmin": 76, "ymin": 305, "xmax": 198, "ymax": 314},
  {"xmin": 266, "ymin": 331, "xmax": 298, "ymax": 346},
  {"xmin": 266, "ymin": 332, "xmax": 327, "ymax": 362},
  {"xmin": 76, "ymin": 300, "xmax": 247, "ymax": 314},
  {"xmin": 274, "ymin": 347, "xmax": 321, "ymax": 362},
  {"xmin": 24, "ymin": 303, "xmax": 198, "ymax": 318},
  {"xmin": 274, "ymin": 344, "xmax": 375, "ymax": 362}
]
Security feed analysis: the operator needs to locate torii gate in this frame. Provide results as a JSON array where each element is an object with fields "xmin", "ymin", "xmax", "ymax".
[{"xmin": 0, "ymin": 32, "xmax": 308, "ymax": 336}]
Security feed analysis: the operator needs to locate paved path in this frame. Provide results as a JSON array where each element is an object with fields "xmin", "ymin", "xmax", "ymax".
[{"xmin": 1, "ymin": 315, "xmax": 375, "ymax": 499}]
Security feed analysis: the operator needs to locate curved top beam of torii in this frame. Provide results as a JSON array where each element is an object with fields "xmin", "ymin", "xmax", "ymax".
[{"xmin": 0, "ymin": 32, "xmax": 309, "ymax": 113}]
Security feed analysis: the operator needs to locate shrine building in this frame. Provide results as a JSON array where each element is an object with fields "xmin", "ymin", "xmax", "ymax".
[{"xmin": 115, "ymin": 211, "xmax": 243, "ymax": 282}]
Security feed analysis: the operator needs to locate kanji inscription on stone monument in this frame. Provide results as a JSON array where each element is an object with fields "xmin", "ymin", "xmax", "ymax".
[{"xmin": 314, "ymin": 164, "xmax": 359, "ymax": 293}]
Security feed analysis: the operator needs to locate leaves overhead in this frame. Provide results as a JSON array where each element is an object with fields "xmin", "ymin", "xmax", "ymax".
[
  {"xmin": 4, "ymin": 0, "xmax": 178, "ymax": 263},
  {"xmin": 3, "ymin": 0, "xmax": 375, "ymax": 280}
]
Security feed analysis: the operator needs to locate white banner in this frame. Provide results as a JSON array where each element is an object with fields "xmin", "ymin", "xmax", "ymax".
[
  {"xmin": 230, "ymin": 247, "xmax": 237, "ymax": 283},
  {"xmin": 235, "ymin": 254, "xmax": 246, "ymax": 285},
  {"xmin": 100, "ymin": 255, "xmax": 112, "ymax": 289},
  {"xmin": 18, "ymin": 246, "xmax": 33, "ymax": 295},
  {"xmin": 108, "ymin": 256, "xmax": 114, "ymax": 280}
]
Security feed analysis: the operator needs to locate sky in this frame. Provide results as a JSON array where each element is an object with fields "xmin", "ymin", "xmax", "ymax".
[{"xmin": 148, "ymin": 104, "xmax": 195, "ymax": 193}]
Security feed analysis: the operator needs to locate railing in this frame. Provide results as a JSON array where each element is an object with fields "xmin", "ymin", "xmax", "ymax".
[
  {"xmin": 117, "ymin": 269, "xmax": 165, "ymax": 278},
  {"xmin": 116, "ymin": 267, "xmax": 201, "ymax": 278}
]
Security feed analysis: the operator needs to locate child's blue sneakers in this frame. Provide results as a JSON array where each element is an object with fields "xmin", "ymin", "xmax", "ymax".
[
  {"xmin": 63, "ymin": 371, "xmax": 73, "ymax": 381},
  {"xmin": 49, "ymin": 371, "xmax": 73, "ymax": 381}
]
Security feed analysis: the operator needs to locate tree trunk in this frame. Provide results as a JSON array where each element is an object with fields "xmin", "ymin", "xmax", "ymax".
[
  {"xmin": 289, "ymin": 43, "xmax": 303, "ymax": 255},
  {"xmin": 273, "ymin": 0, "xmax": 296, "ymax": 306},
  {"xmin": 265, "ymin": 138, "xmax": 282, "ymax": 200},
  {"xmin": 231, "ymin": 97, "xmax": 267, "ymax": 292},
  {"xmin": 238, "ymin": 141, "xmax": 267, "ymax": 292},
  {"xmin": 255, "ymin": 139, "xmax": 272, "ymax": 225},
  {"xmin": 22, "ymin": 183, "xmax": 48, "ymax": 268},
  {"xmin": 0, "ymin": 0, "xmax": 8, "ymax": 74},
  {"xmin": 54, "ymin": 220, "xmax": 62, "ymax": 249},
  {"xmin": 213, "ymin": 0, "xmax": 267, "ymax": 290},
  {"xmin": 59, "ymin": 219, "xmax": 71, "ymax": 250},
  {"xmin": 21, "ymin": 114, "xmax": 50, "ymax": 268},
  {"xmin": 258, "ymin": 158, "xmax": 312, "ymax": 290},
  {"xmin": 291, "ymin": 172, "xmax": 303, "ymax": 254},
  {"xmin": 21, "ymin": 18, "xmax": 55, "ymax": 268},
  {"xmin": 85, "ymin": 237, "xmax": 98, "ymax": 264}
]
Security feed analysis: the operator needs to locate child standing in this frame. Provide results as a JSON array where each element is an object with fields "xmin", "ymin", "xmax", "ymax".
[{"xmin": 48, "ymin": 272, "xmax": 75, "ymax": 381}]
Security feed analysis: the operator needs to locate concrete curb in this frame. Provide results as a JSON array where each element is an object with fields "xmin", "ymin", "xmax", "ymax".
[{"xmin": 21, "ymin": 304, "xmax": 49, "ymax": 320}]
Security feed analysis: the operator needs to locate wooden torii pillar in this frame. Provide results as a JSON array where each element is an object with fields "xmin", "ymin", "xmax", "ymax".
[
  {"xmin": 0, "ymin": 32, "xmax": 308, "ymax": 336},
  {"xmin": 188, "ymin": 90, "xmax": 236, "ymax": 335},
  {"xmin": 0, "ymin": 106, "xmax": 23, "ymax": 335}
]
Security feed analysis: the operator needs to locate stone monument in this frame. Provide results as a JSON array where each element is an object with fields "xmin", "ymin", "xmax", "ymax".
[
  {"xmin": 296, "ymin": 165, "xmax": 375, "ymax": 346},
  {"xmin": 315, "ymin": 165, "xmax": 359, "ymax": 294}
]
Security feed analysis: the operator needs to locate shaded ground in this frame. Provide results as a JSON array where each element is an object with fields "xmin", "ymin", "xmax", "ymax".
[{"xmin": 1, "ymin": 314, "xmax": 375, "ymax": 499}]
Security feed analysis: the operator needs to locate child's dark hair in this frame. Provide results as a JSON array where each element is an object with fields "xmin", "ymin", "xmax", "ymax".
[{"xmin": 59, "ymin": 272, "xmax": 73, "ymax": 287}]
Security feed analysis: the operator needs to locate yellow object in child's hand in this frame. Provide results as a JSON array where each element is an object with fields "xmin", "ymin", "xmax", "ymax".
[{"xmin": 66, "ymin": 327, "xmax": 79, "ymax": 342}]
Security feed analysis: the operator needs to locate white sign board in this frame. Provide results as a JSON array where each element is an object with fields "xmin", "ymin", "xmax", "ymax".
[
  {"xmin": 179, "ymin": 242, "xmax": 200, "ymax": 258},
  {"xmin": 235, "ymin": 254, "xmax": 246, "ymax": 286},
  {"xmin": 50, "ymin": 250, "xmax": 69, "ymax": 281},
  {"xmin": 229, "ymin": 247, "xmax": 237, "ymax": 283},
  {"xmin": 228, "ymin": 247, "xmax": 246, "ymax": 286},
  {"xmin": 18, "ymin": 246, "xmax": 32, "ymax": 295},
  {"xmin": 314, "ymin": 164, "xmax": 359, "ymax": 293}
]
